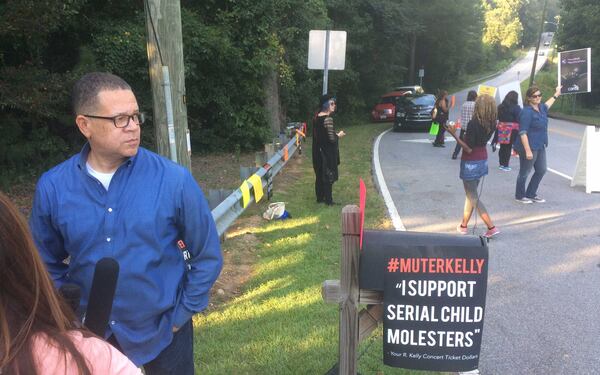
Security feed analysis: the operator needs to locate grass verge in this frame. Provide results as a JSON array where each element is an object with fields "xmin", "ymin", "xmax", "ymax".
[{"xmin": 194, "ymin": 121, "xmax": 442, "ymax": 374}]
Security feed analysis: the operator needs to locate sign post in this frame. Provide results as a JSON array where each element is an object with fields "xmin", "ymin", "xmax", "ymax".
[{"xmin": 308, "ymin": 30, "xmax": 347, "ymax": 95}]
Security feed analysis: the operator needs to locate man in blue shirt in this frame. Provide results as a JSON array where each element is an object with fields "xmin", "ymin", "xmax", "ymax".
[{"xmin": 29, "ymin": 72, "xmax": 223, "ymax": 374}]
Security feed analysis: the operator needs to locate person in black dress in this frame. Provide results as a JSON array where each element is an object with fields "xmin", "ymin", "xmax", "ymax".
[{"xmin": 312, "ymin": 94, "xmax": 345, "ymax": 205}]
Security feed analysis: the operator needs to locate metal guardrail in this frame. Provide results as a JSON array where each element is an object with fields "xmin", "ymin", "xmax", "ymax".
[{"xmin": 211, "ymin": 134, "xmax": 301, "ymax": 236}]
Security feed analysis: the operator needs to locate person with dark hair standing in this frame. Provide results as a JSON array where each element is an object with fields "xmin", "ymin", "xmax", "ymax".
[
  {"xmin": 29, "ymin": 72, "xmax": 223, "ymax": 374},
  {"xmin": 312, "ymin": 94, "xmax": 345, "ymax": 205},
  {"xmin": 0, "ymin": 191, "xmax": 142, "ymax": 374},
  {"xmin": 433, "ymin": 90, "xmax": 450, "ymax": 147},
  {"xmin": 514, "ymin": 85, "xmax": 561, "ymax": 203},
  {"xmin": 451, "ymin": 90, "xmax": 477, "ymax": 159},
  {"xmin": 445, "ymin": 94, "xmax": 500, "ymax": 238},
  {"xmin": 492, "ymin": 91, "xmax": 521, "ymax": 171}
]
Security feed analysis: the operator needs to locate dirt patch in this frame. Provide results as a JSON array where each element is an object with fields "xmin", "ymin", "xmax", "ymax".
[
  {"xmin": 190, "ymin": 152, "xmax": 258, "ymax": 192},
  {"xmin": 202, "ymin": 150, "xmax": 307, "ymax": 308},
  {"xmin": 4, "ymin": 181, "xmax": 37, "ymax": 217},
  {"xmin": 208, "ymin": 214, "xmax": 262, "ymax": 307},
  {"xmin": 4, "ymin": 148, "xmax": 307, "ymax": 309}
]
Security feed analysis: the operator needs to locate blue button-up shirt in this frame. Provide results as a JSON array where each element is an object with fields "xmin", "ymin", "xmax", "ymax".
[
  {"xmin": 30, "ymin": 144, "xmax": 223, "ymax": 366},
  {"xmin": 517, "ymin": 103, "xmax": 549, "ymax": 151}
]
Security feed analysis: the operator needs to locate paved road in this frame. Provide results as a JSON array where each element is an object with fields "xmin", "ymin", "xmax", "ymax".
[
  {"xmin": 375, "ymin": 36, "xmax": 600, "ymax": 374},
  {"xmin": 449, "ymin": 33, "xmax": 554, "ymax": 121}
]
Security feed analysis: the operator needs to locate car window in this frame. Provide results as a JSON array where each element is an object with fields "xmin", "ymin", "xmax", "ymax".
[
  {"xmin": 407, "ymin": 95, "xmax": 435, "ymax": 106},
  {"xmin": 380, "ymin": 96, "xmax": 397, "ymax": 104}
]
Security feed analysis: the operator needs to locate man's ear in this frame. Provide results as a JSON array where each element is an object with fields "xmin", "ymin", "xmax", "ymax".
[{"xmin": 75, "ymin": 115, "xmax": 92, "ymax": 139}]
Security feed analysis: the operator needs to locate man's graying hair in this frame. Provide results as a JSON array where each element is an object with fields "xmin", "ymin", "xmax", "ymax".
[{"xmin": 71, "ymin": 72, "xmax": 132, "ymax": 115}]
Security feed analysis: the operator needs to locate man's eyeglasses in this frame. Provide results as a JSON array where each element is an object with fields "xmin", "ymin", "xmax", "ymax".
[
  {"xmin": 83, "ymin": 112, "xmax": 145, "ymax": 128},
  {"xmin": 530, "ymin": 94, "xmax": 542, "ymax": 98}
]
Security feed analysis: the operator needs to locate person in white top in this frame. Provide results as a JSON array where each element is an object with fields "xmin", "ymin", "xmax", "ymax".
[{"xmin": 452, "ymin": 90, "xmax": 478, "ymax": 159}]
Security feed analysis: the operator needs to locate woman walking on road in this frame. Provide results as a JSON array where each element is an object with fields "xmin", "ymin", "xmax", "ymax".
[
  {"xmin": 451, "ymin": 90, "xmax": 477, "ymax": 159},
  {"xmin": 514, "ymin": 85, "xmax": 561, "ymax": 204},
  {"xmin": 445, "ymin": 94, "xmax": 499, "ymax": 238},
  {"xmin": 492, "ymin": 91, "xmax": 521, "ymax": 171},
  {"xmin": 312, "ymin": 94, "xmax": 345, "ymax": 205},
  {"xmin": 432, "ymin": 90, "xmax": 449, "ymax": 147}
]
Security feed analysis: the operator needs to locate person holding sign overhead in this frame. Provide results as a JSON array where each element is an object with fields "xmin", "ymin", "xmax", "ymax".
[{"xmin": 514, "ymin": 85, "xmax": 561, "ymax": 203}]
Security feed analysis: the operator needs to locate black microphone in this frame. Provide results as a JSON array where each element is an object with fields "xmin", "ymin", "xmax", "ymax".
[
  {"xmin": 84, "ymin": 257, "xmax": 120, "ymax": 337},
  {"xmin": 59, "ymin": 283, "xmax": 82, "ymax": 316}
]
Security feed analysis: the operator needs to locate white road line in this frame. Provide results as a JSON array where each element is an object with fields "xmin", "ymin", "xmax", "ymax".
[
  {"xmin": 399, "ymin": 137, "xmax": 456, "ymax": 144},
  {"xmin": 548, "ymin": 168, "xmax": 573, "ymax": 181},
  {"xmin": 373, "ymin": 129, "xmax": 406, "ymax": 231}
]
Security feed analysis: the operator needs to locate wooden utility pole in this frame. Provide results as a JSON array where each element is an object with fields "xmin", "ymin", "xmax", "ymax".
[
  {"xmin": 408, "ymin": 33, "xmax": 417, "ymax": 85},
  {"xmin": 144, "ymin": 0, "xmax": 191, "ymax": 170},
  {"xmin": 529, "ymin": 0, "xmax": 548, "ymax": 88}
]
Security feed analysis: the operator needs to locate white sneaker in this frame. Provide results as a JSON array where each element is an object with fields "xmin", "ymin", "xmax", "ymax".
[
  {"xmin": 515, "ymin": 197, "xmax": 533, "ymax": 204},
  {"xmin": 530, "ymin": 196, "xmax": 546, "ymax": 203}
]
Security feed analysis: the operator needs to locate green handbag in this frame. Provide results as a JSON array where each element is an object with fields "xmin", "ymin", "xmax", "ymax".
[{"xmin": 429, "ymin": 122, "xmax": 440, "ymax": 135}]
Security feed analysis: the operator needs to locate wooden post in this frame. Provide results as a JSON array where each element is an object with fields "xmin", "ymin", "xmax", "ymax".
[
  {"xmin": 339, "ymin": 205, "xmax": 361, "ymax": 374},
  {"xmin": 144, "ymin": 0, "xmax": 191, "ymax": 170}
]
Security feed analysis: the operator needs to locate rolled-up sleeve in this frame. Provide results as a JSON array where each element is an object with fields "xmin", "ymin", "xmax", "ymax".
[
  {"xmin": 518, "ymin": 108, "xmax": 532, "ymax": 136},
  {"xmin": 172, "ymin": 170, "xmax": 223, "ymax": 328}
]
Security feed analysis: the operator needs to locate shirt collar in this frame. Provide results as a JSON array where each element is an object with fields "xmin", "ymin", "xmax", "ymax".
[{"xmin": 76, "ymin": 142, "xmax": 139, "ymax": 170}]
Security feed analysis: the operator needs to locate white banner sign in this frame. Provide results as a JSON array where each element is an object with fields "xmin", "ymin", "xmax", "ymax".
[
  {"xmin": 497, "ymin": 81, "xmax": 524, "ymax": 108},
  {"xmin": 307, "ymin": 30, "xmax": 347, "ymax": 70}
]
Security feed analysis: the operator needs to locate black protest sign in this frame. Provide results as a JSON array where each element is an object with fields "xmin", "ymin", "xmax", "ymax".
[
  {"xmin": 359, "ymin": 230, "xmax": 487, "ymax": 372},
  {"xmin": 559, "ymin": 48, "xmax": 591, "ymax": 95}
]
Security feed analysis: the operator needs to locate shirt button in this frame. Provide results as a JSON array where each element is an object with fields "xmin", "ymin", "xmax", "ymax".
[
  {"xmin": 106, "ymin": 237, "xmax": 111, "ymax": 242},
  {"xmin": 108, "ymin": 207, "xmax": 113, "ymax": 212}
]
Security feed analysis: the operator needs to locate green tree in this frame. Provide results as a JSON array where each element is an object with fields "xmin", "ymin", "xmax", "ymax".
[{"xmin": 483, "ymin": 0, "xmax": 524, "ymax": 49}]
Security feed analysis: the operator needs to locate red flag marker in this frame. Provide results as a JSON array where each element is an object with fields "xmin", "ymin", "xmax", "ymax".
[{"xmin": 359, "ymin": 178, "xmax": 366, "ymax": 250}]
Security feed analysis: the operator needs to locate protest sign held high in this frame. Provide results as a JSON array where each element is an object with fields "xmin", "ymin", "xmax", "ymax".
[{"xmin": 558, "ymin": 48, "xmax": 592, "ymax": 95}]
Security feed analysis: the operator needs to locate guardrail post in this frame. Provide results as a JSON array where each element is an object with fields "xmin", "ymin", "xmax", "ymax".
[
  {"xmin": 255, "ymin": 151, "xmax": 268, "ymax": 168},
  {"xmin": 339, "ymin": 205, "xmax": 361, "ymax": 374},
  {"xmin": 240, "ymin": 166, "xmax": 257, "ymax": 181},
  {"xmin": 265, "ymin": 143, "xmax": 275, "ymax": 159}
]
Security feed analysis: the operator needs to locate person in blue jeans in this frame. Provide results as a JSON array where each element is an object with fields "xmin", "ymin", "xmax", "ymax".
[
  {"xmin": 514, "ymin": 85, "xmax": 562, "ymax": 203},
  {"xmin": 30, "ymin": 72, "xmax": 223, "ymax": 374},
  {"xmin": 445, "ymin": 94, "xmax": 499, "ymax": 239}
]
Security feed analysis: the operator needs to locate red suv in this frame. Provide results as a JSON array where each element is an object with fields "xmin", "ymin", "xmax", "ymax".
[{"xmin": 371, "ymin": 91, "xmax": 408, "ymax": 122}]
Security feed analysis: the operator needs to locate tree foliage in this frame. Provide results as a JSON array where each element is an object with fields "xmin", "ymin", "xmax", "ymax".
[
  {"xmin": 1, "ymin": 0, "xmax": 547, "ymax": 179},
  {"xmin": 483, "ymin": 0, "xmax": 524, "ymax": 48}
]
